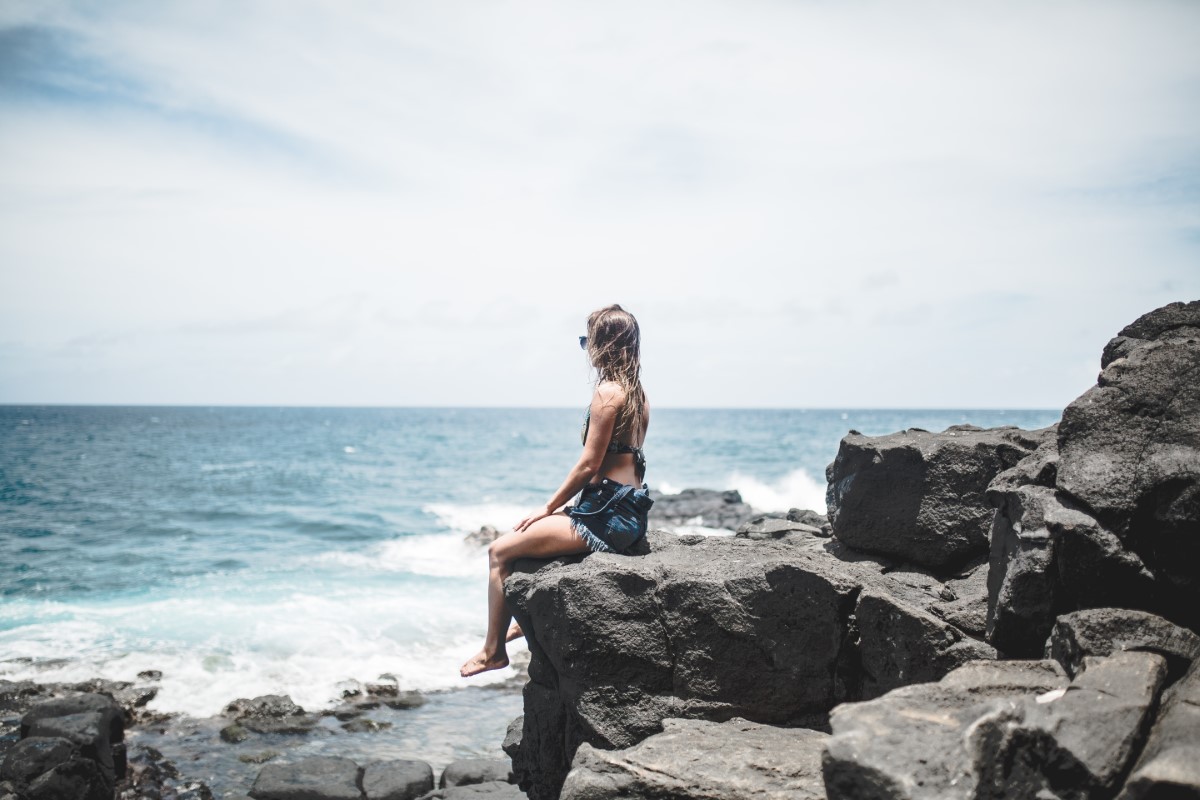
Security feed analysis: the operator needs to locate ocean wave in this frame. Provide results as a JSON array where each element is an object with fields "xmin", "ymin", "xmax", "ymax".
[
  {"xmin": 307, "ymin": 534, "xmax": 486, "ymax": 578},
  {"xmin": 423, "ymin": 501, "xmax": 530, "ymax": 536},
  {"xmin": 726, "ymin": 468, "xmax": 828, "ymax": 514},
  {"xmin": 654, "ymin": 468, "xmax": 828, "ymax": 514},
  {"xmin": 0, "ymin": 586, "xmax": 520, "ymax": 718}
]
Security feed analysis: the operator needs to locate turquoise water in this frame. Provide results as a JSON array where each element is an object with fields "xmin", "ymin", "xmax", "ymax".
[{"xmin": 0, "ymin": 406, "xmax": 1059, "ymax": 717}]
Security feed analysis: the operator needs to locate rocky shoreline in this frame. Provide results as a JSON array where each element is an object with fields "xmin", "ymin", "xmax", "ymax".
[{"xmin": 3, "ymin": 300, "xmax": 1197, "ymax": 799}]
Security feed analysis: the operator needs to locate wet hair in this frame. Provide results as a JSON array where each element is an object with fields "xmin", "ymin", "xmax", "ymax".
[{"xmin": 586, "ymin": 304, "xmax": 646, "ymax": 443}]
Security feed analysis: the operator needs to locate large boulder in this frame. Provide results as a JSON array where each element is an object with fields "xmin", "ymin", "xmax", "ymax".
[
  {"xmin": 506, "ymin": 531, "xmax": 994, "ymax": 800},
  {"xmin": 560, "ymin": 718, "xmax": 828, "ymax": 800},
  {"xmin": 250, "ymin": 756, "xmax": 363, "ymax": 800},
  {"xmin": 826, "ymin": 425, "xmax": 1054, "ymax": 571},
  {"xmin": 363, "ymin": 760, "xmax": 434, "ymax": 800},
  {"xmin": 1056, "ymin": 300, "xmax": 1200, "ymax": 628}
]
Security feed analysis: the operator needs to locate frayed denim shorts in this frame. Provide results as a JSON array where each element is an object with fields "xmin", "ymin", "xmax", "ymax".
[{"xmin": 567, "ymin": 478, "xmax": 653, "ymax": 554}]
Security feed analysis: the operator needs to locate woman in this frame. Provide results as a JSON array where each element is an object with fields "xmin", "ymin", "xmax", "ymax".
[{"xmin": 460, "ymin": 304, "xmax": 653, "ymax": 678}]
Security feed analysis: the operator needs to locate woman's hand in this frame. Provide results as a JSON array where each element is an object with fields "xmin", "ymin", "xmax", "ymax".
[{"xmin": 514, "ymin": 505, "xmax": 553, "ymax": 532}]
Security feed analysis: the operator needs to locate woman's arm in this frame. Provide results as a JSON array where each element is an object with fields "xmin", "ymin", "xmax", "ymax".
[{"xmin": 513, "ymin": 383, "xmax": 624, "ymax": 532}]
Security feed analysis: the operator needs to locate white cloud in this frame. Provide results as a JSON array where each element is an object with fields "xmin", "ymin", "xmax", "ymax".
[{"xmin": 1, "ymin": 0, "xmax": 1197, "ymax": 407}]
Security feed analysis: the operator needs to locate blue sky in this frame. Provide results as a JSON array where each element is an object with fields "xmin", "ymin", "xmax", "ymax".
[{"xmin": 1, "ymin": 1, "xmax": 1198, "ymax": 408}]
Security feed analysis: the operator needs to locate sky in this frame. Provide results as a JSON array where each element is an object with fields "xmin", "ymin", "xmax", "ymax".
[{"xmin": 0, "ymin": 1, "xmax": 1197, "ymax": 409}]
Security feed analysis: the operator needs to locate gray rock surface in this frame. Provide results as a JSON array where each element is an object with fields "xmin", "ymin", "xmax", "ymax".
[
  {"xmin": 1117, "ymin": 656, "xmax": 1200, "ymax": 799},
  {"xmin": 824, "ymin": 659, "xmax": 1069, "ymax": 800},
  {"xmin": 439, "ymin": 759, "xmax": 512, "ymax": 789},
  {"xmin": 1046, "ymin": 607, "xmax": 1200, "ymax": 679},
  {"xmin": 364, "ymin": 759, "xmax": 433, "ymax": 800},
  {"xmin": 826, "ymin": 424, "xmax": 1054, "ymax": 570},
  {"xmin": 647, "ymin": 488, "xmax": 757, "ymax": 530},
  {"xmin": 250, "ymin": 756, "xmax": 363, "ymax": 800},
  {"xmin": 560, "ymin": 718, "xmax": 828, "ymax": 800},
  {"xmin": 506, "ymin": 530, "xmax": 994, "ymax": 800}
]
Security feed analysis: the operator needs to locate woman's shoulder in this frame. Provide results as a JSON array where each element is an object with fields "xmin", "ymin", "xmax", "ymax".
[{"xmin": 593, "ymin": 380, "xmax": 627, "ymax": 407}]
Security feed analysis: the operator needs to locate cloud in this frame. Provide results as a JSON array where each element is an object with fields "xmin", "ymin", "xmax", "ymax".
[{"xmin": 1, "ymin": 0, "xmax": 1198, "ymax": 407}]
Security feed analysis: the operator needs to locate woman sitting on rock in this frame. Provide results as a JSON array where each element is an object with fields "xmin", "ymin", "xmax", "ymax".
[{"xmin": 460, "ymin": 304, "xmax": 653, "ymax": 677}]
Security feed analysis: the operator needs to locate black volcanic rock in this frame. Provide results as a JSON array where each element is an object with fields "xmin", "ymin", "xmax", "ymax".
[{"xmin": 826, "ymin": 424, "xmax": 1054, "ymax": 571}]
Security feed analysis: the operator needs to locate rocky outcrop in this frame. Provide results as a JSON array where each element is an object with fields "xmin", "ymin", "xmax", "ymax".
[
  {"xmin": 506, "ymin": 528, "xmax": 998, "ymax": 799},
  {"xmin": 826, "ymin": 424, "xmax": 1055, "ymax": 571},
  {"xmin": 647, "ymin": 488, "xmax": 757, "ymax": 530},
  {"xmin": 250, "ymin": 756, "xmax": 440, "ymax": 800},
  {"xmin": 987, "ymin": 300, "xmax": 1200, "ymax": 656},
  {"xmin": 560, "ymin": 718, "xmax": 828, "ymax": 800}
]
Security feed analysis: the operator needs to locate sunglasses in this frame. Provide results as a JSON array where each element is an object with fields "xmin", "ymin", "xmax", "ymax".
[{"xmin": 579, "ymin": 336, "xmax": 588, "ymax": 350}]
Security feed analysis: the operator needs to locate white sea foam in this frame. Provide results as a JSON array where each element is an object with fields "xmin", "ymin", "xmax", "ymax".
[
  {"xmin": 424, "ymin": 501, "xmax": 531, "ymax": 536},
  {"xmin": 308, "ymin": 533, "xmax": 486, "ymax": 578},
  {"xmin": 727, "ymin": 468, "xmax": 827, "ymax": 514},
  {"xmin": 0, "ymin": 581, "xmax": 521, "ymax": 718}
]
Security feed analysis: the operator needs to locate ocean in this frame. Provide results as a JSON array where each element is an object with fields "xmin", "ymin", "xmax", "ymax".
[{"xmin": 0, "ymin": 405, "xmax": 1060, "ymax": 790}]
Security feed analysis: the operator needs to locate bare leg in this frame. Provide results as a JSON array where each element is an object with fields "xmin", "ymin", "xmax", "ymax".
[
  {"xmin": 506, "ymin": 622, "xmax": 523, "ymax": 642},
  {"xmin": 460, "ymin": 514, "xmax": 587, "ymax": 677}
]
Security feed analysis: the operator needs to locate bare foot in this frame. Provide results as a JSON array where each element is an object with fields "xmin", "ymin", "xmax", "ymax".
[
  {"xmin": 460, "ymin": 650, "xmax": 509, "ymax": 678},
  {"xmin": 506, "ymin": 622, "xmax": 524, "ymax": 642}
]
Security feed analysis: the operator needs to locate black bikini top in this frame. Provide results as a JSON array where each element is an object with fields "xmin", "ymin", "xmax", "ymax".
[{"xmin": 582, "ymin": 408, "xmax": 647, "ymax": 478}]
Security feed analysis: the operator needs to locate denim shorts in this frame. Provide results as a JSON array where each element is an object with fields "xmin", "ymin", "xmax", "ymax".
[{"xmin": 567, "ymin": 478, "xmax": 653, "ymax": 554}]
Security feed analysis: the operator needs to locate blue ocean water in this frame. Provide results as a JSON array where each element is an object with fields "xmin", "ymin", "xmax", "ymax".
[{"xmin": 0, "ymin": 405, "xmax": 1059, "ymax": 718}]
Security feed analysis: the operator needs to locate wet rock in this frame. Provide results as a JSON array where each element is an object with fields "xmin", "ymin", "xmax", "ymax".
[
  {"xmin": 249, "ymin": 756, "xmax": 363, "ymax": 800},
  {"xmin": 647, "ymin": 488, "xmax": 757, "ymax": 530},
  {"xmin": 0, "ymin": 682, "xmax": 46, "ymax": 714},
  {"xmin": 363, "ymin": 759, "xmax": 433, "ymax": 800},
  {"xmin": 560, "ymin": 717, "xmax": 828, "ymax": 800},
  {"xmin": 240, "ymin": 751, "xmax": 281, "ymax": 765},
  {"xmin": 826, "ymin": 424, "xmax": 1053, "ymax": 571},
  {"xmin": 1046, "ymin": 607, "xmax": 1200, "ymax": 679},
  {"xmin": 1, "ymin": 737, "xmax": 79, "ymax": 786},
  {"xmin": 225, "ymin": 695, "xmax": 318, "ymax": 736},
  {"xmin": 340, "ymin": 718, "xmax": 392, "ymax": 734},
  {"xmin": 439, "ymin": 759, "xmax": 513, "ymax": 789},
  {"xmin": 220, "ymin": 724, "xmax": 250, "ymax": 744},
  {"xmin": 20, "ymin": 693, "xmax": 123, "ymax": 746},
  {"xmin": 823, "ymin": 660, "xmax": 1069, "ymax": 800},
  {"xmin": 383, "ymin": 692, "xmax": 425, "ymax": 711},
  {"xmin": 136, "ymin": 671, "xmax": 163, "ymax": 682}
]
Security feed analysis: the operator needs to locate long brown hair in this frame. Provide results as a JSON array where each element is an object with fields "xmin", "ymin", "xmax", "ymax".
[{"xmin": 586, "ymin": 304, "xmax": 646, "ymax": 443}]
